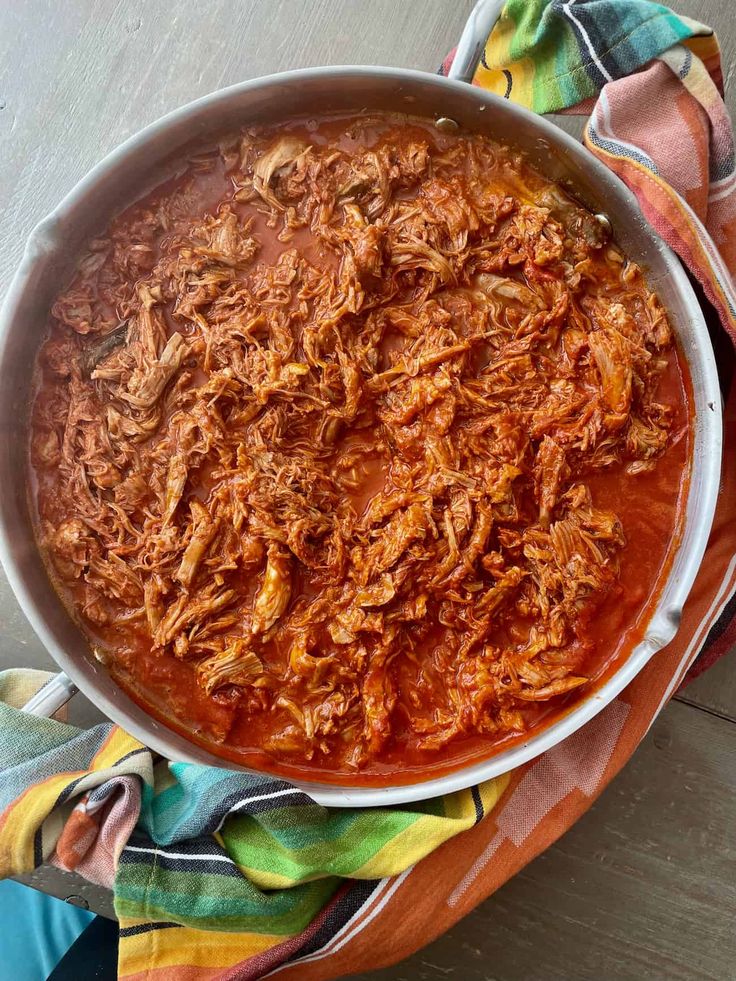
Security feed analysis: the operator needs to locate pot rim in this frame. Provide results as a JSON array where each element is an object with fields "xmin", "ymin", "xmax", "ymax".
[{"xmin": 0, "ymin": 65, "xmax": 723, "ymax": 807}]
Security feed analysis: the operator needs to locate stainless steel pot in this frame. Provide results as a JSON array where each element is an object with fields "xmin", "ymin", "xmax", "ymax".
[{"xmin": 0, "ymin": 0, "xmax": 722, "ymax": 806}]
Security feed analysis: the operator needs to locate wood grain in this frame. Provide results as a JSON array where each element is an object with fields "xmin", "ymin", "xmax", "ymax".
[
  {"xmin": 354, "ymin": 701, "xmax": 736, "ymax": 981},
  {"xmin": 0, "ymin": 1, "xmax": 734, "ymax": 977},
  {"xmin": 0, "ymin": 0, "xmax": 473, "ymax": 293},
  {"xmin": 678, "ymin": 647, "xmax": 736, "ymax": 724}
]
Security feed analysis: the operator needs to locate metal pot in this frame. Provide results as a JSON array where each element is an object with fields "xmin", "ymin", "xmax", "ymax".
[{"xmin": 0, "ymin": 0, "xmax": 722, "ymax": 806}]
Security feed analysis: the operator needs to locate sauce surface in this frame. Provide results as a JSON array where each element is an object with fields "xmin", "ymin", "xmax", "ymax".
[{"xmin": 30, "ymin": 113, "xmax": 690, "ymax": 784}]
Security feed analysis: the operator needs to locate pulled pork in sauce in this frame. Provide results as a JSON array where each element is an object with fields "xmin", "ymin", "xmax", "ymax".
[{"xmin": 31, "ymin": 114, "xmax": 688, "ymax": 778}]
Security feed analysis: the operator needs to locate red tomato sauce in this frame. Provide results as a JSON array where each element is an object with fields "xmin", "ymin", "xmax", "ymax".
[{"xmin": 30, "ymin": 113, "xmax": 691, "ymax": 785}]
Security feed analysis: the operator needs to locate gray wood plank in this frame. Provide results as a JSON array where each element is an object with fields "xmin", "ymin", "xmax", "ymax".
[
  {"xmin": 0, "ymin": 3, "xmax": 735, "ymax": 979},
  {"xmin": 352, "ymin": 699, "xmax": 736, "ymax": 981},
  {"xmin": 677, "ymin": 646, "xmax": 736, "ymax": 724},
  {"xmin": 0, "ymin": 0, "xmax": 473, "ymax": 295}
]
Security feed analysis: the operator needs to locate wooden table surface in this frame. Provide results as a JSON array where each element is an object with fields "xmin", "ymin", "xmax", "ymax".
[{"xmin": 1, "ymin": 2, "xmax": 735, "ymax": 978}]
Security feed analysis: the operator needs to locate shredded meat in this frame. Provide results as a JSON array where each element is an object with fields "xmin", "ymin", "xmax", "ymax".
[{"xmin": 30, "ymin": 113, "xmax": 686, "ymax": 774}]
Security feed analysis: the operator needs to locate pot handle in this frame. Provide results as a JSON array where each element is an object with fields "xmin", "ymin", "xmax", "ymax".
[
  {"xmin": 448, "ymin": 0, "xmax": 506, "ymax": 85},
  {"xmin": 21, "ymin": 671, "xmax": 78, "ymax": 718}
]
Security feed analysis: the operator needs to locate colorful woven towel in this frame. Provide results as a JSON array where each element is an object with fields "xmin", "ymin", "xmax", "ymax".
[
  {"xmin": 1, "ymin": 2, "xmax": 735, "ymax": 978},
  {"xmin": 441, "ymin": 0, "xmax": 736, "ymax": 346}
]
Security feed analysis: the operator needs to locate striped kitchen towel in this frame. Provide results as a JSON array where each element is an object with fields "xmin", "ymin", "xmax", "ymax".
[
  {"xmin": 0, "ymin": 1, "xmax": 735, "ymax": 978},
  {"xmin": 442, "ymin": 0, "xmax": 736, "ymax": 342}
]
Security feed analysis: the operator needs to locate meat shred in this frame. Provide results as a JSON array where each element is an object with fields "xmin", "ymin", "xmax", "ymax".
[{"xmin": 30, "ymin": 114, "xmax": 686, "ymax": 774}]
